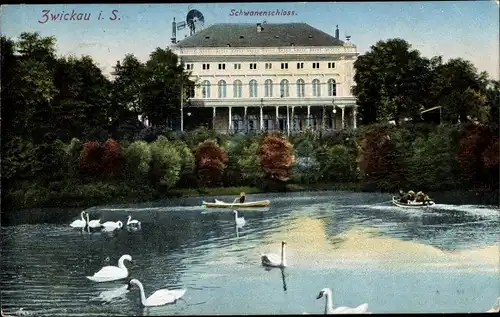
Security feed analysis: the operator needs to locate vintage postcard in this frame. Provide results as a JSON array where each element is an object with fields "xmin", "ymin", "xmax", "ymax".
[{"xmin": 1, "ymin": 2, "xmax": 499, "ymax": 316}]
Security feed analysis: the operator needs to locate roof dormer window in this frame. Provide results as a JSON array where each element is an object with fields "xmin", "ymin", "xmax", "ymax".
[
  {"xmin": 239, "ymin": 35, "xmax": 244, "ymax": 39},
  {"xmin": 205, "ymin": 36, "xmax": 210, "ymax": 39}
]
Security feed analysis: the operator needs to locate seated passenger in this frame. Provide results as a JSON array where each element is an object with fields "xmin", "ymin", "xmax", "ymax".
[
  {"xmin": 415, "ymin": 191, "xmax": 425, "ymax": 203},
  {"xmin": 233, "ymin": 192, "xmax": 246, "ymax": 204},
  {"xmin": 398, "ymin": 189, "xmax": 408, "ymax": 203},
  {"xmin": 423, "ymin": 194, "xmax": 432, "ymax": 205},
  {"xmin": 407, "ymin": 190, "xmax": 416, "ymax": 201}
]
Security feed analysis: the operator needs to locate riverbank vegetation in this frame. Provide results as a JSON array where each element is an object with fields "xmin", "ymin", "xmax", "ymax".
[{"xmin": 2, "ymin": 33, "xmax": 498, "ymax": 210}]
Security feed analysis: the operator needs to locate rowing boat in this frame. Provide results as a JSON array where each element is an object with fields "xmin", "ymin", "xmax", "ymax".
[
  {"xmin": 392, "ymin": 196, "xmax": 435, "ymax": 208},
  {"xmin": 202, "ymin": 199, "xmax": 271, "ymax": 209}
]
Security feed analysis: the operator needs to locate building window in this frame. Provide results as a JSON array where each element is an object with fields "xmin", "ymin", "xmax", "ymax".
[
  {"xmin": 249, "ymin": 63, "xmax": 257, "ymax": 69},
  {"xmin": 328, "ymin": 62, "xmax": 336, "ymax": 69},
  {"xmin": 280, "ymin": 63, "xmax": 288, "ymax": 69},
  {"xmin": 232, "ymin": 114, "xmax": 244, "ymax": 133},
  {"xmin": 327, "ymin": 78, "xmax": 337, "ymax": 96},
  {"xmin": 265, "ymin": 63, "xmax": 272, "ymax": 69},
  {"xmin": 248, "ymin": 114, "xmax": 258, "ymax": 131},
  {"xmin": 185, "ymin": 63, "xmax": 194, "ymax": 70},
  {"xmin": 202, "ymin": 80, "xmax": 211, "ymax": 98},
  {"xmin": 218, "ymin": 63, "xmax": 226, "ymax": 70},
  {"xmin": 218, "ymin": 80, "xmax": 227, "ymax": 98},
  {"xmin": 263, "ymin": 114, "xmax": 272, "ymax": 131},
  {"xmin": 280, "ymin": 79, "xmax": 289, "ymax": 97},
  {"xmin": 312, "ymin": 79, "xmax": 321, "ymax": 97},
  {"xmin": 234, "ymin": 63, "xmax": 241, "ymax": 70},
  {"xmin": 297, "ymin": 62, "xmax": 304, "ymax": 69},
  {"xmin": 265, "ymin": 79, "xmax": 273, "ymax": 97},
  {"xmin": 202, "ymin": 63, "xmax": 210, "ymax": 70},
  {"xmin": 296, "ymin": 79, "xmax": 305, "ymax": 97},
  {"xmin": 249, "ymin": 79, "xmax": 258, "ymax": 98},
  {"xmin": 312, "ymin": 62, "xmax": 320, "ymax": 69},
  {"xmin": 233, "ymin": 80, "xmax": 242, "ymax": 98}
]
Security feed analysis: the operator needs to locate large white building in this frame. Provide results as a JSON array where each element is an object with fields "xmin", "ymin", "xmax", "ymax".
[{"xmin": 171, "ymin": 22, "xmax": 359, "ymax": 134}]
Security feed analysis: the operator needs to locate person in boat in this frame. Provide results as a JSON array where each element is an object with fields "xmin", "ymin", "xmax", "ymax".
[
  {"xmin": 398, "ymin": 189, "xmax": 408, "ymax": 203},
  {"xmin": 233, "ymin": 192, "xmax": 246, "ymax": 204},
  {"xmin": 423, "ymin": 194, "xmax": 432, "ymax": 205},
  {"xmin": 407, "ymin": 190, "xmax": 416, "ymax": 202},
  {"xmin": 415, "ymin": 191, "xmax": 425, "ymax": 203}
]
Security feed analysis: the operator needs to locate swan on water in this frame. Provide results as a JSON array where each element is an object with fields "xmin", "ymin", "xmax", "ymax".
[
  {"xmin": 126, "ymin": 215, "xmax": 141, "ymax": 226},
  {"xmin": 86, "ymin": 213, "xmax": 102, "ymax": 228},
  {"xmin": 86, "ymin": 254, "xmax": 132, "ymax": 282},
  {"xmin": 260, "ymin": 241, "xmax": 287, "ymax": 268},
  {"xmin": 127, "ymin": 279, "xmax": 186, "ymax": 307},
  {"xmin": 487, "ymin": 297, "xmax": 500, "ymax": 313},
  {"xmin": 101, "ymin": 220, "xmax": 123, "ymax": 231},
  {"xmin": 316, "ymin": 288, "xmax": 370, "ymax": 314},
  {"xmin": 233, "ymin": 210, "xmax": 246, "ymax": 227},
  {"xmin": 70, "ymin": 211, "xmax": 87, "ymax": 228}
]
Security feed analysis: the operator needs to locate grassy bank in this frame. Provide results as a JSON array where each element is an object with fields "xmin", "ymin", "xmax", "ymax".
[{"xmin": 5, "ymin": 181, "xmax": 362, "ymax": 210}]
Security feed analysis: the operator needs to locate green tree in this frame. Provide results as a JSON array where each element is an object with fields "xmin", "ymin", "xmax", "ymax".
[
  {"xmin": 149, "ymin": 136, "xmax": 182, "ymax": 189},
  {"xmin": 141, "ymin": 48, "xmax": 194, "ymax": 127},
  {"xmin": 353, "ymin": 38, "xmax": 433, "ymax": 125},
  {"xmin": 123, "ymin": 140, "xmax": 152, "ymax": 180},
  {"xmin": 316, "ymin": 145, "xmax": 357, "ymax": 183}
]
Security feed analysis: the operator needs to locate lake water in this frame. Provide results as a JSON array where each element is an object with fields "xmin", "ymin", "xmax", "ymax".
[{"xmin": 1, "ymin": 191, "xmax": 499, "ymax": 316}]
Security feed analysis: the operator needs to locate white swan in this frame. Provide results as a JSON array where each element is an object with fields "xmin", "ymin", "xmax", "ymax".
[
  {"xmin": 316, "ymin": 288, "xmax": 370, "ymax": 314},
  {"xmin": 126, "ymin": 215, "xmax": 141, "ymax": 226},
  {"xmin": 86, "ymin": 254, "xmax": 132, "ymax": 282},
  {"xmin": 260, "ymin": 241, "xmax": 287, "ymax": 268},
  {"xmin": 127, "ymin": 279, "xmax": 186, "ymax": 307},
  {"xmin": 233, "ymin": 210, "xmax": 246, "ymax": 227},
  {"xmin": 487, "ymin": 297, "xmax": 500, "ymax": 313},
  {"xmin": 70, "ymin": 211, "xmax": 87, "ymax": 228},
  {"xmin": 86, "ymin": 213, "xmax": 102, "ymax": 228},
  {"xmin": 101, "ymin": 220, "xmax": 123, "ymax": 231}
]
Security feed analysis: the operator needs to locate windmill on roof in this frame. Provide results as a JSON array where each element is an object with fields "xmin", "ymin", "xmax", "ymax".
[{"xmin": 171, "ymin": 9, "xmax": 206, "ymax": 44}]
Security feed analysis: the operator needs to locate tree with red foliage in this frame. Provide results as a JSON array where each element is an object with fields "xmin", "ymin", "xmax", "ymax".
[
  {"xmin": 195, "ymin": 140, "xmax": 228, "ymax": 187},
  {"xmin": 357, "ymin": 125, "xmax": 405, "ymax": 191},
  {"xmin": 79, "ymin": 141, "xmax": 104, "ymax": 176},
  {"xmin": 258, "ymin": 133, "xmax": 295, "ymax": 184},
  {"xmin": 102, "ymin": 139, "xmax": 124, "ymax": 177}
]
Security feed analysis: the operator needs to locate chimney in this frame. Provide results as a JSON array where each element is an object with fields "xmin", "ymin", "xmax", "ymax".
[
  {"xmin": 335, "ymin": 25, "xmax": 339, "ymax": 40},
  {"xmin": 257, "ymin": 23, "xmax": 263, "ymax": 33},
  {"xmin": 171, "ymin": 17, "xmax": 177, "ymax": 44}
]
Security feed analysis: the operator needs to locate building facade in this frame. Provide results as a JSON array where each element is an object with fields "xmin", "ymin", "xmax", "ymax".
[{"xmin": 171, "ymin": 22, "xmax": 359, "ymax": 134}]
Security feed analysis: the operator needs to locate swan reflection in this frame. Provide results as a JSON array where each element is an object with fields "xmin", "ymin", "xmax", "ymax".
[
  {"xmin": 263, "ymin": 266, "xmax": 288, "ymax": 292},
  {"xmin": 93, "ymin": 284, "xmax": 129, "ymax": 303}
]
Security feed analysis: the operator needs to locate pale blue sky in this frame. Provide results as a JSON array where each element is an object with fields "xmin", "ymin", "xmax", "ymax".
[{"xmin": 1, "ymin": 2, "xmax": 499, "ymax": 79}]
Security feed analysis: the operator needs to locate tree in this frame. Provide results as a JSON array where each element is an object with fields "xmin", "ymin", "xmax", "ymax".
[
  {"xmin": 123, "ymin": 140, "xmax": 152, "ymax": 180},
  {"xmin": 195, "ymin": 140, "xmax": 229, "ymax": 187},
  {"xmin": 102, "ymin": 139, "xmax": 124, "ymax": 177},
  {"xmin": 316, "ymin": 145, "xmax": 357, "ymax": 183},
  {"xmin": 258, "ymin": 133, "xmax": 295, "ymax": 184},
  {"xmin": 353, "ymin": 38, "xmax": 433, "ymax": 125},
  {"xmin": 141, "ymin": 48, "xmax": 194, "ymax": 127},
  {"xmin": 79, "ymin": 141, "xmax": 104, "ymax": 176},
  {"xmin": 149, "ymin": 136, "xmax": 182, "ymax": 189},
  {"xmin": 430, "ymin": 58, "xmax": 489, "ymax": 124}
]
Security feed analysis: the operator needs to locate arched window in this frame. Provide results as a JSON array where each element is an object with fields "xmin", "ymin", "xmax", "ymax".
[
  {"xmin": 232, "ymin": 114, "xmax": 244, "ymax": 133},
  {"xmin": 265, "ymin": 79, "xmax": 273, "ymax": 97},
  {"xmin": 296, "ymin": 79, "xmax": 305, "ymax": 97},
  {"xmin": 248, "ymin": 114, "xmax": 258, "ymax": 131},
  {"xmin": 202, "ymin": 80, "xmax": 211, "ymax": 98},
  {"xmin": 280, "ymin": 79, "xmax": 289, "ymax": 97},
  {"xmin": 187, "ymin": 83, "xmax": 195, "ymax": 98},
  {"xmin": 312, "ymin": 79, "xmax": 321, "ymax": 97},
  {"xmin": 233, "ymin": 80, "xmax": 242, "ymax": 98},
  {"xmin": 218, "ymin": 80, "xmax": 227, "ymax": 98},
  {"xmin": 328, "ymin": 78, "xmax": 337, "ymax": 96},
  {"xmin": 249, "ymin": 80, "xmax": 258, "ymax": 98},
  {"xmin": 263, "ymin": 114, "xmax": 272, "ymax": 131}
]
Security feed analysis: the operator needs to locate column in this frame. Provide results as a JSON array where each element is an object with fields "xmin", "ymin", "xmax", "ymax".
[
  {"xmin": 286, "ymin": 105, "xmax": 290, "ymax": 136},
  {"xmin": 291, "ymin": 106, "xmax": 295, "ymax": 132},
  {"xmin": 260, "ymin": 106, "xmax": 264, "ymax": 131},
  {"xmin": 307, "ymin": 105, "xmax": 311, "ymax": 129},
  {"xmin": 212, "ymin": 107, "xmax": 216, "ymax": 131},
  {"xmin": 228, "ymin": 106, "xmax": 232, "ymax": 133},
  {"xmin": 341, "ymin": 106, "xmax": 345, "ymax": 130},
  {"xmin": 353, "ymin": 106, "xmax": 357, "ymax": 129},
  {"xmin": 275, "ymin": 106, "xmax": 279, "ymax": 132},
  {"xmin": 244, "ymin": 106, "xmax": 248, "ymax": 133}
]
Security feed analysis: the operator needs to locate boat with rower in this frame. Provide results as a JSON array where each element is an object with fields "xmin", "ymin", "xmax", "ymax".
[
  {"xmin": 202, "ymin": 199, "xmax": 271, "ymax": 209},
  {"xmin": 392, "ymin": 196, "xmax": 435, "ymax": 208}
]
